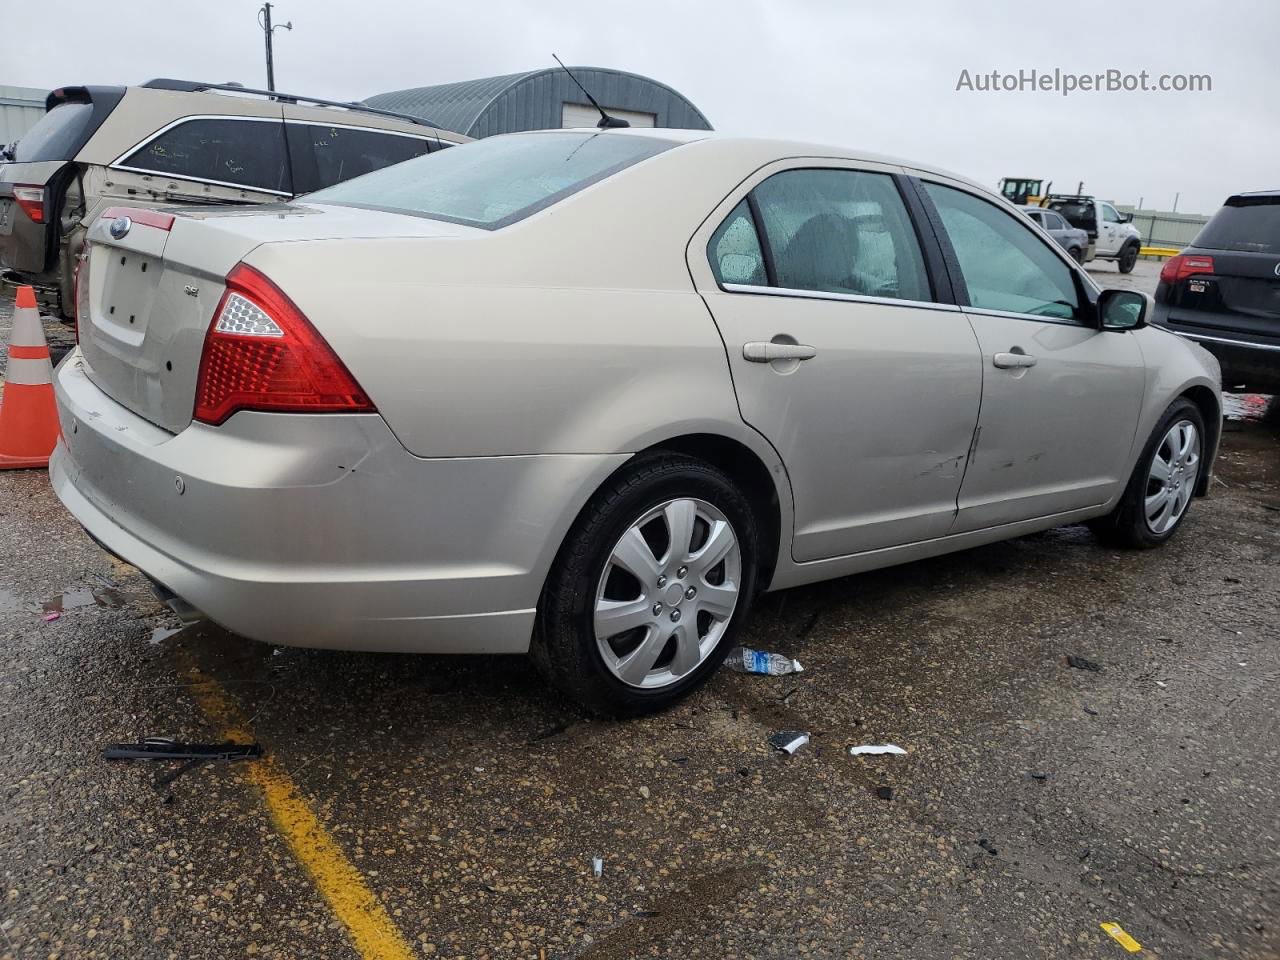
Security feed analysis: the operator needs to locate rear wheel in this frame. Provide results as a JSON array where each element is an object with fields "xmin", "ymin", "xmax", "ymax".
[
  {"xmin": 1069, "ymin": 246, "xmax": 1084, "ymax": 264},
  {"xmin": 533, "ymin": 454, "xmax": 758, "ymax": 716},
  {"xmin": 1089, "ymin": 398, "xmax": 1205, "ymax": 548},
  {"xmin": 1118, "ymin": 241, "xmax": 1140, "ymax": 273}
]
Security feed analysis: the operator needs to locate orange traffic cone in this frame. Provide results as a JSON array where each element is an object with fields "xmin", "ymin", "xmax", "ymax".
[{"xmin": 0, "ymin": 286, "xmax": 60, "ymax": 469}]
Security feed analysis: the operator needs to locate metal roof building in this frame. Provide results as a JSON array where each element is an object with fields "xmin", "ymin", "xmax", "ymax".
[
  {"xmin": 0, "ymin": 85, "xmax": 48, "ymax": 148},
  {"xmin": 364, "ymin": 67, "xmax": 711, "ymax": 138}
]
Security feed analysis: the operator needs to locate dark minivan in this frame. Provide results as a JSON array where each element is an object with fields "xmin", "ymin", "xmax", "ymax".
[{"xmin": 1153, "ymin": 191, "xmax": 1280, "ymax": 393}]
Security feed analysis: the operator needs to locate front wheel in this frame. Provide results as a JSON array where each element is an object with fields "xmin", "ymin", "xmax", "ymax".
[
  {"xmin": 1118, "ymin": 241, "xmax": 1140, "ymax": 274},
  {"xmin": 533, "ymin": 454, "xmax": 758, "ymax": 716},
  {"xmin": 1089, "ymin": 398, "xmax": 1205, "ymax": 548}
]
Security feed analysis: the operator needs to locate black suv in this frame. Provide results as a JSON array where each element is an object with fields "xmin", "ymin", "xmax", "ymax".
[{"xmin": 1153, "ymin": 191, "xmax": 1280, "ymax": 393}]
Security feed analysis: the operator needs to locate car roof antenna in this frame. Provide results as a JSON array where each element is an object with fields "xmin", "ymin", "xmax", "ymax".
[{"xmin": 552, "ymin": 55, "xmax": 630, "ymax": 129}]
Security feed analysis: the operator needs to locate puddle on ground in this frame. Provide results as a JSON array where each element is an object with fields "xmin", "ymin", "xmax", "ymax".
[
  {"xmin": 41, "ymin": 585, "xmax": 126, "ymax": 615},
  {"xmin": 1223, "ymin": 393, "xmax": 1275, "ymax": 423},
  {"xmin": 0, "ymin": 585, "xmax": 34, "ymax": 614}
]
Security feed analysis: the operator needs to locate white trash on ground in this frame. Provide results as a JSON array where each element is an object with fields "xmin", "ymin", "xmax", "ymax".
[
  {"xmin": 725, "ymin": 646, "xmax": 804, "ymax": 676},
  {"xmin": 849, "ymin": 744, "xmax": 908, "ymax": 756}
]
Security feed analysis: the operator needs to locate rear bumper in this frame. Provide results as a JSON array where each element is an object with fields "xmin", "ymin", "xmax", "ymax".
[
  {"xmin": 51, "ymin": 351, "xmax": 627, "ymax": 653},
  {"xmin": 1153, "ymin": 311, "xmax": 1280, "ymax": 392}
]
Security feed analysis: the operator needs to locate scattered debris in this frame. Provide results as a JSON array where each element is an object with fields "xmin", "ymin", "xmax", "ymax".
[
  {"xmin": 977, "ymin": 838, "xmax": 998, "ymax": 856},
  {"xmin": 1100, "ymin": 921, "xmax": 1142, "ymax": 953},
  {"xmin": 726, "ymin": 646, "xmax": 803, "ymax": 676},
  {"xmin": 1029, "ymin": 771, "xmax": 1048, "ymax": 781},
  {"xmin": 638, "ymin": 786, "xmax": 650, "ymax": 800},
  {"xmin": 1064, "ymin": 655, "xmax": 1103, "ymax": 672},
  {"xmin": 849, "ymin": 744, "xmax": 907, "ymax": 757},
  {"xmin": 103, "ymin": 738, "xmax": 261, "ymax": 761},
  {"xmin": 1083, "ymin": 705, "xmax": 1100, "ymax": 716},
  {"xmin": 591, "ymin": 857, "xmax": 603, "ymax": 878},
  {"xmin": 874, "ymin": 786, "xmax": 894, "ymax": 801},
  {"xmin": 1155, "ymin": 680, "xmax": 1167, "ymax": 688},
  {"xmin": 769, "ymin": 731, "xmax": 810, "ymax": 754},
  {"xmin": 42, "ymin": 612, "xmax": 60, "ymax": 622}
]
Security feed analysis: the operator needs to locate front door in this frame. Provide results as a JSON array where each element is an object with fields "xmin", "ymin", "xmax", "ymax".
[
  {"xmin": 919, "ymin": 179, "xmax": 1146, "ymax": 531},
  {"xmin": 689, "ymin": 163, "xmax": 983, "ymax": 562}
]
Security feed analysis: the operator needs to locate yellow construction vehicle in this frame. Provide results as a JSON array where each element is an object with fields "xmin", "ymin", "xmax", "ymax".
[{"xmin": 998, "ymin": 177, "xmax": 1052, "ymax": 206}]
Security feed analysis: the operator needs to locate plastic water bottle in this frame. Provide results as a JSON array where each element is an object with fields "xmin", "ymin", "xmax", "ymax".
[{"xmin": 725, "ymin": 646, "xmax": 803, "ymax": 676}]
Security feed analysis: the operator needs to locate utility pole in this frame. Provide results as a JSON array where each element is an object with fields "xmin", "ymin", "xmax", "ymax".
[
  {"xmin": 258, "ymin": 3, "xmax": 292, "ymax": 92},
  {"xmin": 1172, "ymin": 192, "xmax": 1180, "ymax": 213}
]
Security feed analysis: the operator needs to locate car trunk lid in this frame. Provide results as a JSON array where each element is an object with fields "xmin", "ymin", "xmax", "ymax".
[{"xmin": 76, "ymin": 202, "xmax": 477, "ymax": 433}]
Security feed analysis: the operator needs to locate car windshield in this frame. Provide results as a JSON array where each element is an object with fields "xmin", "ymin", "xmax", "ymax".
[
  {"xmin": 1194, "ymin": 197, "xmax": 1280, "ymax": 254},
  {"xmin": 304, "ymin": 131, "xmax": 679, "ymax": 229}
]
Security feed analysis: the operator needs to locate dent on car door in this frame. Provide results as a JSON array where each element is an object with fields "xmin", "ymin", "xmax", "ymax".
[
  {"xmin": 690, "ymin": 163, "xmax": 983, "ymax": 562},
  {"xmin": 919, "ymin": 179, "xmax": 1146, "ymax": 531}
]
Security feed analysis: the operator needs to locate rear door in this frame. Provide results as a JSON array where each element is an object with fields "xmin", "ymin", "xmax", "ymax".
[
  {"xmin": 688, "ymin": 161, "xmax": 983, "ymax": 561},
  {"xmin": 0, "ymin": 90, "xmax": 123, "ymax": 273},
  {"xmin": 918, "ymin": 177, "xmax": 1146, "ymax": 530}
]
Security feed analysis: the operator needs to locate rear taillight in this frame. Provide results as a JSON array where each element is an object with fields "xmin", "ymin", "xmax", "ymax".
[
  {"xmin": 99, "ymin": 206, "xmax": 175, "ymax": 231},
  {"xmin": 193, "ymin": 263, "xmax": 375, "ymax": 426},
  {"xmin": 1159, "ymin": 253, "xmax": 1216, "ymax": 285},
  {"xmin": 73, "ymin": 245, "xmax": 90, "ymax": 343},
  {"xmin": 13, "ymin": 185, "xmax": 45, "ymax": 223}
]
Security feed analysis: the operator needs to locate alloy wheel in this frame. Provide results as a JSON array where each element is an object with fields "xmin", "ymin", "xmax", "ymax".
[
  {"xmin": 593, "ymin": 498, "xmax": 742, "ymax": 689},
  {"xmin": 1145, "ymin": 419, "xmax": 1200, "ymax": 535}
]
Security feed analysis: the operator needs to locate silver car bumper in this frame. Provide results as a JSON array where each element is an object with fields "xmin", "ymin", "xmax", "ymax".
[{"xmin": 51, "ymin": 351, "xmax": 627, "ymax": 653}]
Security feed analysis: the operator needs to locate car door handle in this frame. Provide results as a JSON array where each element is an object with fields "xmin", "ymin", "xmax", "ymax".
[
  {"xmin": 744, "ymin": 342, "xmax": 818, "ymax": 363},
  {"xmin": 992, "ymin": 351, "xmax": 1037, "ymax": 369}
]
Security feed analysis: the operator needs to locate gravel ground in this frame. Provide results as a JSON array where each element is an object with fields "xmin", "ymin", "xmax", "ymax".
[{"xmin": 1, "ymin": 266, "xmax": 1277, "ymax": 959}]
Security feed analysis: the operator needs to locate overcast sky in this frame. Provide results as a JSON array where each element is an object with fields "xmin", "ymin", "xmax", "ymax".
[{"xmin": 2, "ymin": 0, "xmax": 1275, "ymax": 214}]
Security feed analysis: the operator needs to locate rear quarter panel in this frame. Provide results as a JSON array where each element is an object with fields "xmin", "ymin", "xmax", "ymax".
[{"xmin": 242, "ymin": 139, "xmax": 799, "ymax": 460}]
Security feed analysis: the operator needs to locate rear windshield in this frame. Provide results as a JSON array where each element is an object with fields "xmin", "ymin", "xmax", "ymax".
[
  {"xmin": 1194, "ymin": 197, "xmax": 1280, "ymax": 254},
  {"xmin": 304, "ymin": 131, "xmax": 678, "ymax": 229},
  {"xmin": 13, "ymin": 103, "xmax": 96, "ymax": 162}
]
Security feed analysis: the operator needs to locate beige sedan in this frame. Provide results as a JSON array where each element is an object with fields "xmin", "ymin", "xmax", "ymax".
[{"xmin": 51, "ymin": 129, "xmax": 1221, "ymax": 714}]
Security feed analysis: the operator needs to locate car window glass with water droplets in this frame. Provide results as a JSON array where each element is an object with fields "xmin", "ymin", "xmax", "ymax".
[
  {"xmin": 749, "ymin": 169, "xmax": 930, "ymax": 301},
  {"xmin": 926, "ymin": 182, "xmax": 1081, "ymax": 321},
  {"xmin": 708, "ymin": 200, "xmax": 767, "ymax": 286},
  {"xmin": 305, "ymin": 132, "xmax": 676, "ymax": 230}
]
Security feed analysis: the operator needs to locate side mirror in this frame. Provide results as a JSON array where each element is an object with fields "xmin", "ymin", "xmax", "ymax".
[
  {"xmin": 1098, "ymin": 289, "xmax": 1151, "ymax": 330},
  {"xmin": 1120, "ymin": 212, "xmax": 1134, "ymax": 223}
]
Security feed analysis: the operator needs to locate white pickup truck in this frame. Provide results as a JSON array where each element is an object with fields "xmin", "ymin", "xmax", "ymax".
[{"xmin": 1044, "ymin": 194, "xmax": 1143, "ymax": 272}]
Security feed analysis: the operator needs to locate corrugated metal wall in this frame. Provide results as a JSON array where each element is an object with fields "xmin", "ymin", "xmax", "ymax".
[
  {"xmin": 473, "ymin": 69, "xmax": 710, "ymax": 138},
  {"xmin": 0, "ymin": 85, "xmax": 48, "ymax": 148},
  {"xmin": 1117, "ymin": 206, "xmax": 1210, "ymax": 250}
]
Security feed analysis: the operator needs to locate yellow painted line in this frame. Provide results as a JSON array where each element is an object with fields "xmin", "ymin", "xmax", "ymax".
[
  {"xmin": 1100, "ymin": 921, "xmax": 1143, "ymax": 952},
  {"xmin": 182, "ymin": 656, "xmax": 416, "ymax": 960}
]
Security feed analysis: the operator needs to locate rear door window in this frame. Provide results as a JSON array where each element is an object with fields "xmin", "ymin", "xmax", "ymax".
[
  {"xmin": 925, "ymin": 182, "xmax": 1081, "ymax": 321},
  {"xmin": 749, "ymin": 168, "xmax": 931, "ymax": 301},
  {"xmin": 287, "ymin": 123, "xmax": 438, "ymax": 194},
  {"xmin": 118, "ymin": 117, "xmax": 291, "ymax": 193},
  {"xmin": 708, "ymin": 200, "xmax": 767, "ymax": 286}
]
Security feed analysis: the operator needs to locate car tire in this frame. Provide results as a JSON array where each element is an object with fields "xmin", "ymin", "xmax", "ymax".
[
  {"xmin": 1088, "ymin": 398, "xmax": 1206, "ymax": 549},
  {"xmin": 532, "ymin": 453, "xmax": 759, "ymax": 716},
  {"xmin": 1068, "ymin": 246, "xmax": 1084, "ymax": 264},
  {"xmin": 1118, "ymin": 241, "xmax": 1140, "ymax": 274}
]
